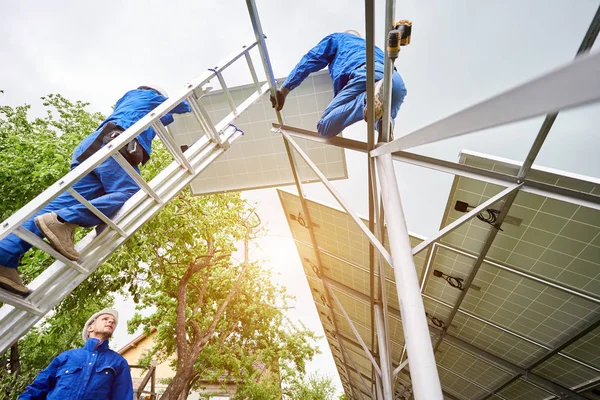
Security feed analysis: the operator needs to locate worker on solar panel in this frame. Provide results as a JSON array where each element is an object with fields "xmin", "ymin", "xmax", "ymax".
[
  {"xmin": 0, "ymin": 86, "xmax": 191, "ymax": 298},
  {"xmin": 270, "ymin": 27, "xmax": 407, "ymax": 141}
]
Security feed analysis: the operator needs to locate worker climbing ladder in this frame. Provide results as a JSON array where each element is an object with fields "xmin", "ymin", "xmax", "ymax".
[{"xmin": 0, "ymin": 39, "xmax": 270, "ymax": 353}]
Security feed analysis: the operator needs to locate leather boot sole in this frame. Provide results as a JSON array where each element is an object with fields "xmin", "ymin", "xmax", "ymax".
[
  {"xmin": 34, "ymin": 217, "xmax": 80, "ymax": 261},
  {"xmin": 0, "ymin": 276, "xmax": 30, "ymax": 297}
]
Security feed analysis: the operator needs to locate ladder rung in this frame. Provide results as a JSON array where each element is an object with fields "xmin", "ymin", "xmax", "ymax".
[
  {"xmin": 152, "ymin": 122, "xmax": 196, "ymax": 174},
  {"xmin": 244, "ymin": 52, "xmax": 261, "ymax": 91},
  {"xmin": 0, "ymin": 291, "xmax": 43, "ymax": 316},
  {"xmin": 188, "ymin": 96, "xmax": 222, "ymax": 144},
  {"xmin": 14, "ymin": 227, "xmax": 87, "ymax": 274},
  {"xmin": 212, "ymin": 70, "xmax": 238, "ymax": 115},
  {"xmin": 0, "ymin": 52, "xmax": 269, "ymax": 353},
  {"xmin": 112, "ymin": 153, "xmax": 164, "ymax": 205},
  {"xmin": 66, "ymin": 188, "xmax": 127, "ymax": 237}
]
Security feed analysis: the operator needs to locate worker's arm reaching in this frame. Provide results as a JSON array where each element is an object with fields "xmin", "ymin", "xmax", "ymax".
[{"xmin": 270, "ymin": 34, "xmax": 338, "ymax": 111}]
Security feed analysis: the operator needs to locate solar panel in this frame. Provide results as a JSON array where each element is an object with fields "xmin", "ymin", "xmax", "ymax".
[
  {"xmin": 279, "ymin": 149, "xmax": 600, "ymax": 399},
  {"xmin": 168, "ymin": 70, "xmax": 348, "ymax": 195}
]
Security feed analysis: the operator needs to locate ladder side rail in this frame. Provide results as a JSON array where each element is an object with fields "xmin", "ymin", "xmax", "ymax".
[
  {"xmin": 0, "ymin": 40, "xmax": 260, "ymax": 242},
  {"xmin": 0, "ymin": 80, "xmax": 262, "ymax": 351},
  {"xmin": 0, "ymin": 126, "xmax": 243, "ymax": 351}
]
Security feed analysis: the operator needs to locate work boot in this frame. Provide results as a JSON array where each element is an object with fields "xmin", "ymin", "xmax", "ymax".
[
  {"xmin": 34, "ymin": 212, "xmax": 80, "ymax": 261},
  {"xmin": 363, "ymin": 79, "xmax": 385, "ymax": 122},
  {"xmin": 0, "ymin": 265, "xmax": 30, "ymax": 297}
]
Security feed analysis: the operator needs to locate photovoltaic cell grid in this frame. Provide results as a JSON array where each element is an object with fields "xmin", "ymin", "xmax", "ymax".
[
  {"xmin": 280, "ymin": 151, "xmax": 600, "ymax": 399},
  {"xmin": 425, "ymin": 151, "xmax": 600, "ymax": 398},
  {"xmin": 168, "ymin": 70, "xmax": 347, "ymax": 195},
  {"xmin": 278, "ymin": 189, "xmax": 429, "ymax": 400}
]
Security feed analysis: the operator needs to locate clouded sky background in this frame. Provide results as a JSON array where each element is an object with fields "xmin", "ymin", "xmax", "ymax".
[{"xmin": 2, "ymin": 0, "xmax": 599, "ymax": 396}]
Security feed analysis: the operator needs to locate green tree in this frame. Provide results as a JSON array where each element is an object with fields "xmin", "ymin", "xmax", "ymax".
[
  {"xmin": 286, "ymin": 372, "xmax": 337, "ymax": 400},
  {"xmin": 110, "ymin": 191, "xmax": 319, "ymax": 400},
  {"xmin": 0, "ymin": 94, "xmax": 161, "ymax": 398},
  {"xmin": 0, "ymin": 95, "xmax": 118, "ymax": 398},
  {"xmin": 0, "ymin": 94, "xmax": 105, "ymax": 221}
]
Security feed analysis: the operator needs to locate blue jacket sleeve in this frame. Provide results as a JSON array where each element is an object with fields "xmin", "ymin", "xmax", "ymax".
[
  {"xmin": 282, "ymin": 34, "xmax": 338, "ymax": 91},
  {"xmin": 159, "ymin": 98, "xmax": 191, "ymax": 127},
  {"xmin": 19, "ymin": 355, "xmax": 61, "ymax": 400},
  {"xmin": 111, "ymin": 360, "xmax": 133, "ymax": 400}
]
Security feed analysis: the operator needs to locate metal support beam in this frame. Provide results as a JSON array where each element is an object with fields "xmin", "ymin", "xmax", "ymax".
[
  {"xmin": 479, "ymin": 314, "xmax": 600, "ymax": 400},
  {"xmin": 273, "ymin": 124, "xmax": 600, "ymax": 211},
  {"xmin": 327, "ymin": 285, "xmax": 382, "ymax": 376},
  {"xmin": 392, "ymin": 359, "xmax": 409, "ymax": 377},
  {"xmin": 376, "ymin": 304, "xmax": 394, "ymax": 399},
  {"xmin": 412, "ymin": 184, "xmax": 521, "ymax": 255},
  {"xmin": 376, "ymin": 153, "xmax": 443, "ymax": 399},
  {"xmin": 371, "ymin": 50, "xmax": 600, "ymax": 156},
  {"xmin": 365, "ymin": 0, "xmax": 380, "ymax": 392},
  {"xmin": 245, "ymin": 0, "xmax": 359, "ymax": 392},
  {"xmin": 280, "ymin": 129, "xmax": 393, "ymax": 266},
  {"xmin": 442, "ymin": 333, "xmax": 589, "ymax": 400}
]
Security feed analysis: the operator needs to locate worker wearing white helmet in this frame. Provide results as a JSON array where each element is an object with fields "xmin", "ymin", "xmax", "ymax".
[{"xmin": 20, "ymin": 308, "xmax": 133, "ymax": 399}]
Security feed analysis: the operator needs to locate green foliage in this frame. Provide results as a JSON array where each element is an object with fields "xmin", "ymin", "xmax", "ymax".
[
  {"xmin": 0, "ymin": 95, "xmax": 118, "ymax": 398},
  {"xmin": 110, "ymin": 191, "xmax": 319, "ymax": 399},
  {"xmin": 0, "ymin": 94, "xmax": 105, "ymax": 221},
  {"xmin": 286, "ymin": 372, "xmax": 337, "ymax": 400}
]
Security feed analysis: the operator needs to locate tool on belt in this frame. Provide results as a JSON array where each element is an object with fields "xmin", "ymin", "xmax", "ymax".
[{"xmin": 76, "ymin": 122, "xmax": 147, "ymax": 166}]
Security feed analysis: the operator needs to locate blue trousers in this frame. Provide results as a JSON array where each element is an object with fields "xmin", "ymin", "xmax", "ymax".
[
  {"xmin": 317, "ymin": 64, "xmax": 407, "ymax": 138},
  {"xmin": 0, "ymin": 148, "xmax": 140, "ymax": 269}
]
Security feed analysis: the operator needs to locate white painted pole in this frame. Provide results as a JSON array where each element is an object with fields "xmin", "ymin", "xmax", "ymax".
[
  {"xmin": 375, "ymin": 152, "xmax": 443, "ymax": 400},
  {"xmin": 375, "ymin": 304, "xmax": 394, "ymax": 399}
]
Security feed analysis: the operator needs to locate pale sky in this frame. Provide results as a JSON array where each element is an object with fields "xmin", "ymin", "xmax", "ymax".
[{"xmin": 2, "ymin": 0, "xmax": 600, "ymax": 397}]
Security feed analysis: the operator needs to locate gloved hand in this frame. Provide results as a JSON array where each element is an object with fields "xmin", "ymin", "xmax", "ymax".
[{"xmin": 270, "ymin": 87, "xmax": 290, "ymax": 111}]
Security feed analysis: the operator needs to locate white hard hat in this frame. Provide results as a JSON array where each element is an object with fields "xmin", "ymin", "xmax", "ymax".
[
  {"xmin": 138, "ymin": 85, "xmax": 168, "ymax": 97},
  {"xmin": 82, "ymin": 308, "xmax": 119, "ymax": 343},
  {"xmin": 344, "ymin": 29, "xmax": 362, "ymax": 38}
]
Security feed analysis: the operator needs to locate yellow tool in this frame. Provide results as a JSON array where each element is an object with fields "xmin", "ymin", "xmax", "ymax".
[
  {"xmin": 387, "ymin": 20, "xmax": 412, "ymax": 60},
  {"xmin": 395, "ymin": 19, "xmax": 412, "ymax": 46}
]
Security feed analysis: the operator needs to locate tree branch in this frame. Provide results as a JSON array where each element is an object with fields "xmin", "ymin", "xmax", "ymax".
[{"xmin": 192, "ymin": 223, "xmax": 252, "ymax": 357}]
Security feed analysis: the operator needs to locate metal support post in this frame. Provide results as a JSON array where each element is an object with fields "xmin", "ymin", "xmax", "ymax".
[
  {"xmin": 245, "ymin": 0, "xmax": 360, "ymax": 391},
  {"xmin": 380, "ymin": 0, "xmax": 396, "ymax": 143},
  {"xmin": 375, "ymin": 304, "xmax": 394, "ymax": 399},
  {"xmin": 375, "ymin": 152, "xmax": 443, "ymax": 399}
]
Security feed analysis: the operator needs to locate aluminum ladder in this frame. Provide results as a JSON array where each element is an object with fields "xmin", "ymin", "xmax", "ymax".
[{"xmin": 0, "ymin": 40, "xmax": 269, "ymax": 353}]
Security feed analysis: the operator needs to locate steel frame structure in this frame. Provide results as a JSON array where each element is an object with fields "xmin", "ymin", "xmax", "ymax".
[
  {"xmin": 254, "ymin": 0, "xmax": 600, "ymax": 399},
  {"xmin": 0, "ymin": 1, "xmax": 599, "ymax": 399}
]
